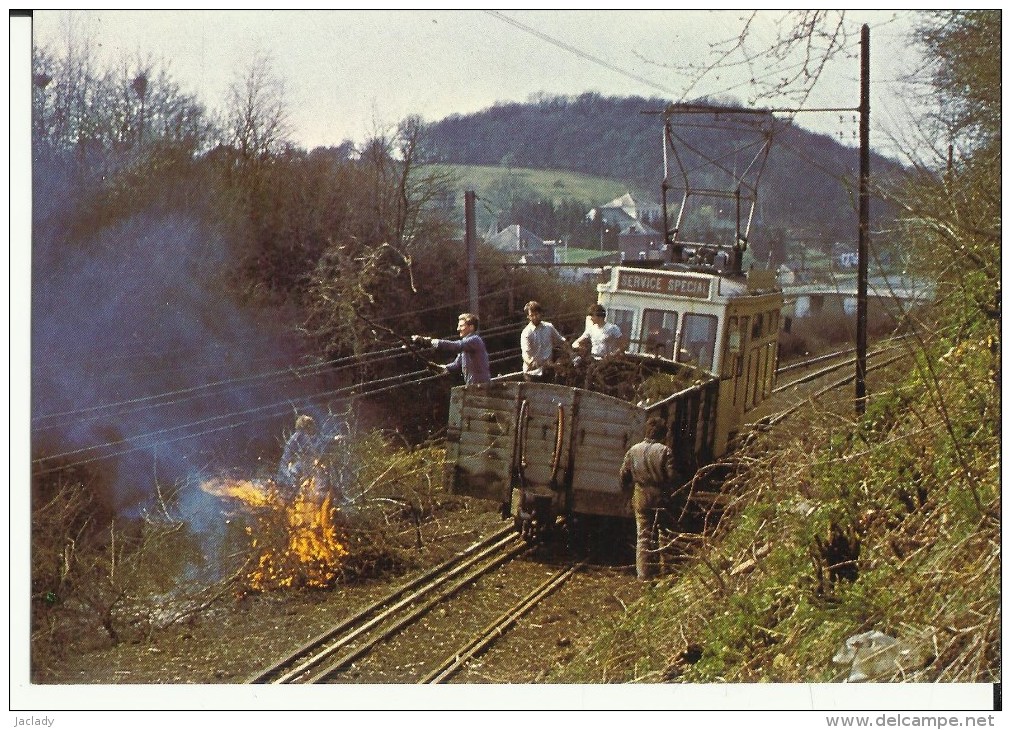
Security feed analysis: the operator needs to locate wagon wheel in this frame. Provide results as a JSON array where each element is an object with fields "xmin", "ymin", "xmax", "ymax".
[{"xmin": 565, "ymin": 513, "xmax": 589, "ymax": 558}]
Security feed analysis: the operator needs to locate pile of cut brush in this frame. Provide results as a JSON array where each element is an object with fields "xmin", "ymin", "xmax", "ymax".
[{"xmin": 544, "ymin": 353, "xmax": 706, "ymax": 404}]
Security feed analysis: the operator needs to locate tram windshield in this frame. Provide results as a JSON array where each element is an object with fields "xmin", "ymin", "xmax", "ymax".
[
  {"xmin": 639, "ymin": 309, "xmax": 678, "ymax": 358},
  {"xmin": 609, "ymin": 308, "xmax": 634, "ymax": 350},
  {"xmin": 677, "ymin": 313, "xmax": 718, "ymax": 371}
]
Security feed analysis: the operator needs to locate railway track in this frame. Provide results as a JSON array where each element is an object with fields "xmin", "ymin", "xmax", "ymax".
[
  {"xmin": 774, "ymin": 336, "xmax": 906, "ymax": 384},
  {"xmin": 418, "ymin": 559, "xmax": 587, "ymax": 684},
  {"xmin": 246, "ymin": 340, "xmax": 911, "ymax": 685},
  {"xmin": 758, "ymin": 338, "xmax": 910, "ymax": 427},
  {"xmin": 246, "ymin": 523, "xmax": 586, "ymax": 684},
  {"xmin": 682, "ymin": 339, "xmax": 911, "ymax": 516}
]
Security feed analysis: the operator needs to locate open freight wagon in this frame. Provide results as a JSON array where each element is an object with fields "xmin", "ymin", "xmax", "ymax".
[{"xmin": 443, "ymin": 263, "xmax": 783, "ymax": 542}]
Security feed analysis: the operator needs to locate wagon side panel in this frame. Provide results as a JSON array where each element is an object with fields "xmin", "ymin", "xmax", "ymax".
[
  {"xmin": 512, "ymin": 384, "xmax": 575, "ymax": 501},
  {"xmin": 568, "ymin": 392, "xmax": 644, "ymax": 518},
  {"xmin": 444, "ymin": 383, "xmax": 519, "ymax": 504}
]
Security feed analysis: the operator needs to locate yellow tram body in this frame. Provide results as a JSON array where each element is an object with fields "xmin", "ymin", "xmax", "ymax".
[{"xmin": 597, "ymin": 264, "xmax": 783, "ymax": 458}]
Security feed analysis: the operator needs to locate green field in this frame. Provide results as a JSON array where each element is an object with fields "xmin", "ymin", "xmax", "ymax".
[
  {"xmin": 425, "ymin": 163, "xmax": 655, "ymax": 209},
  {"xmin": 421, "ymin": 163, "xmax": 656, "ymax": 242},
  {"xmin": 556, "ymin": 246, "xmax": 617, "ymax": 264}
]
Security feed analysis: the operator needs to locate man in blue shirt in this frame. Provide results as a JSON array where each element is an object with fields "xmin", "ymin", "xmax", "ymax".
[
  {"xmin": 277, "ymin": 414, "xmax": 327, "ymax": 499},
  {"xmin": 413, "ymin": 312, "xmax": 491, "ymax": 385}
]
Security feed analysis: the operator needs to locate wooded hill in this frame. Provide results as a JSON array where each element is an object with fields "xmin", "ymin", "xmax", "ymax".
[{"xmin": 422, "ymin": 93, "xmax": 901, "ymax": 257}]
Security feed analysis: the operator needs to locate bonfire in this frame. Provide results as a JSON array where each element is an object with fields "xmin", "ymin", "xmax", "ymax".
[{"xmin": 201, "ymin": 476, "xmax": 348, "ymax": 592}]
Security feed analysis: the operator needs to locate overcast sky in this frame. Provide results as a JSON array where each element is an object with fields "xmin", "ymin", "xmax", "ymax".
[{"xmin": 30, "ymin": 9, "xmax": 924, "ymax": 154}]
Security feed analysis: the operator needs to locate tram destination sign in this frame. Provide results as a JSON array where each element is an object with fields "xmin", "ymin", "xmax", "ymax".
[{"xmin": 616, "ymin": 270, "xmax": 711, "ymax": 298}]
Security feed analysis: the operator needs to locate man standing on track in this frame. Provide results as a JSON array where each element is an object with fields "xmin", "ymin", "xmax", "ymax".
[{"xmin": 620, "ymin": 417, "xmax": 679, "ymax": 580}]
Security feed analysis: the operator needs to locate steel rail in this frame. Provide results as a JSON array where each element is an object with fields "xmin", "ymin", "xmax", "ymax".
[
  {"xmin": 694, "ymin": 348, "xmax": 913, "ymax": 514},
  {"xmin": 775, "ymin": 345, "xmax": 858, "ymax": 376},
  {"xmin": 772, "ymin": 343, "xmax": 901, "ymax": 395},
  {"xmin": 306, "ymin": 539, "xmax": 531, "ymax": 683},
  {"xmin": 761, "ymin": 352, "xmax": 908, "ymax": 428},
  {"xmin": 248, "ymin": 340, "xmax": 910, "ymax": 685},
  {"xmin": 775, "ymin": 334, "xmax": 908, "ymax": 377},
  {"xmin": 420, "ymin": 560, "xmax": 587, "ymax": 684},
  {"xmin": 246, "ymin": 524, "xmax": 516, "ymax": 683}
]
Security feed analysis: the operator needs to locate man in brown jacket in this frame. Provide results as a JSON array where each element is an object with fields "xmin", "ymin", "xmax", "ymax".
[{"xmin": 620, "ymin": 417, "xmax": 678, "ymax": 580}]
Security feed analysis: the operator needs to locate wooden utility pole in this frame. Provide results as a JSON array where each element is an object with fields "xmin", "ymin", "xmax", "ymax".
[
  {"xmin": 855, "ymin": 24, "xmax": 870, "ymax": 415},
  {"xmin": 465, "ymin": 190, "xmax": 479, "ymax": 317}
]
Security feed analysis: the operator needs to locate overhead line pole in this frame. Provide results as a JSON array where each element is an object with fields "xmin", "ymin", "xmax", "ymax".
[
  {"xmin": 855, "ymin": 24, "xmax": 870, "ymax": 415},
  {"xmin": 465, "ymin": 190, "xmax": 480, "ymax": 317}
]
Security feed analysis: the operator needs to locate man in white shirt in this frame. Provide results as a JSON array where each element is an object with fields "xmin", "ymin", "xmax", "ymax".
[
  {"xmin": 520, "ymin": 300, "xmax": 568, "ymax": 381},
  {"xmin": 572, "ymin": 304, "xmax": 624, "ymax": 360}
]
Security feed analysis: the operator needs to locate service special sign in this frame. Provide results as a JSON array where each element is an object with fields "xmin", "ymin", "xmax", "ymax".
[{"xmin": 616, "ymin": 270, "xmax": 711, "ymax": 299}]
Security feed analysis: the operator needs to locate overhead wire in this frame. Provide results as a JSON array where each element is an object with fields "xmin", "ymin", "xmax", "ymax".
[
  {"xmin": 31, "ymin": 344, "xmax": 402, "ymax": 425},
  {"xmin": 32, "ymin": 284, "xmax": 523, "ymax": 425},
  {"xmin": 34, "ymin": 298, "xmax": 586, "ymax": 462},
  {"xmin": 467, "ymin": 11, "xmax": 903, "ymax": 331},
  {"xmin": 31, "ymin": 343, "xmax": 526, "ymax": 474},
  {"xmin": 31, "ymin": 299, "xmax": 588, "ymax": 443},
  {"xmin": 481, "ymin": 9, "xmax": 854, "ymax": 235},
  {"xmin": 484, "ymin": 8, "xmax": 898, "ymax": 154},
  {"xmin": 32, "ymin": 314, "xmax": 572, "ymax": 474},
  {"xmin": 484, "ymin": 10, "xmax": 682, "ymax": 99},
  {"xmin": 30, "ymin": 345, "xmax": 407, "ymax": 431},
  {"xmin": 41, "ymin": 12, "xmax": 885, "ymax": 476}
]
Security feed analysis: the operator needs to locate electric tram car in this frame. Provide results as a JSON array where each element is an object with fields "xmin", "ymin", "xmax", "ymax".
[
  {"xmin": 444, "ymin": 105, "xmax": 785, "ymax": 541},
  {"xmin": 443, "ymin": 260, "xmax": 784, "ymax": 540}
]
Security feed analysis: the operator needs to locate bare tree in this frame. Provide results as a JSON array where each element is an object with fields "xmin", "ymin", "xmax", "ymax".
[
  {"xmin": 31, "ymin": 12, "xmax": 104, "ymax": 154},
  {"xmin": 302, "ymin": 120, "xmax": 457, "ymax": 356},
  {"xmin": 225, "ymin": 51, "xmax": 292, "ymax": 166},
  {"xmin": 638, "ymin": 11, "xmax": 861, "ymax": 110},
  {"xmin": 33, "ymin": 21, "xmax": 213, "ymax": 159}
]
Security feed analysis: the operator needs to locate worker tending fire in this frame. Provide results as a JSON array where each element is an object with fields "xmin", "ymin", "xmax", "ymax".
[{"xmin": 200, "ymin": 414, "xmax": 349, "ymax": 593}]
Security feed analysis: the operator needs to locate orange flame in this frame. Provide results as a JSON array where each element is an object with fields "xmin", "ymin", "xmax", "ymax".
[
  {"xmin": 201, "ymin": 476, "xmax": 348, "ymax": 592},
  {"xmin": 201, "ymin": 477, "xmax": 273, "ymax": 507}
]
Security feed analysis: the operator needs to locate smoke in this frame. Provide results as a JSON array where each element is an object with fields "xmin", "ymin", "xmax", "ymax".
[{"xmin": 31, "ymin": 154, "xmax": 336, "ymax": 522}]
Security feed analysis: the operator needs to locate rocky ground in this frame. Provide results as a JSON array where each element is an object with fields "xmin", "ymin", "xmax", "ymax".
[{"xmin": 33, "ymin": 496, "xmax": 647, "ymax": 689}]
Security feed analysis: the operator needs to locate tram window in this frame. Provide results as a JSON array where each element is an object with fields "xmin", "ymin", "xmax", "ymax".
[
  {"xmin": 639, "ymin": 309, "xmax": 677, "ymax": 358},
  {"xmin": 749, "ymin": 351, "xmax": 761, "ymax": 408},
  {"xmin": 759, "ymin": 343, "xmax": 770, "ymax": 399},
  {"xmin": 726, "ymin": 317, "xmax": 740, "ymax": 353},
  {"xmin": 678, "ymin": 313, "xmax": 718, "ymax": 370},
  {"xmin": 609, "ymin": 308, "xmax": 634, "ymax": 351},
  {"xmin": 764, "ymin": 342, "xmax": 776, "ymax": 397},
  {"xmin": 743, "ymin": 350, "xmax": 756, "ymax": 408},
  {"xmin": 736, "ymin": 316, "xmax": 750, "ymax": 387},
  {"xmin": 723, "ymin": 316, "xmax": 738, "ymax": 378},
  {"xmin": 752, "ymin": 313, "xmax": 764, "ymax": 339}
]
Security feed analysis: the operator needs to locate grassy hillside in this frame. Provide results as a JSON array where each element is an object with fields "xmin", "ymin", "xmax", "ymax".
[
  {"xmin": 422, "ymin": 94, "xmax": 904, "ymax": 250},
  {"xmin": 427, "ymin": 163, "xmax": 655, "ymax": 239},
  {"xmin": 431, "ymin": 163, "xmax": 655, "ymax": 209}
]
